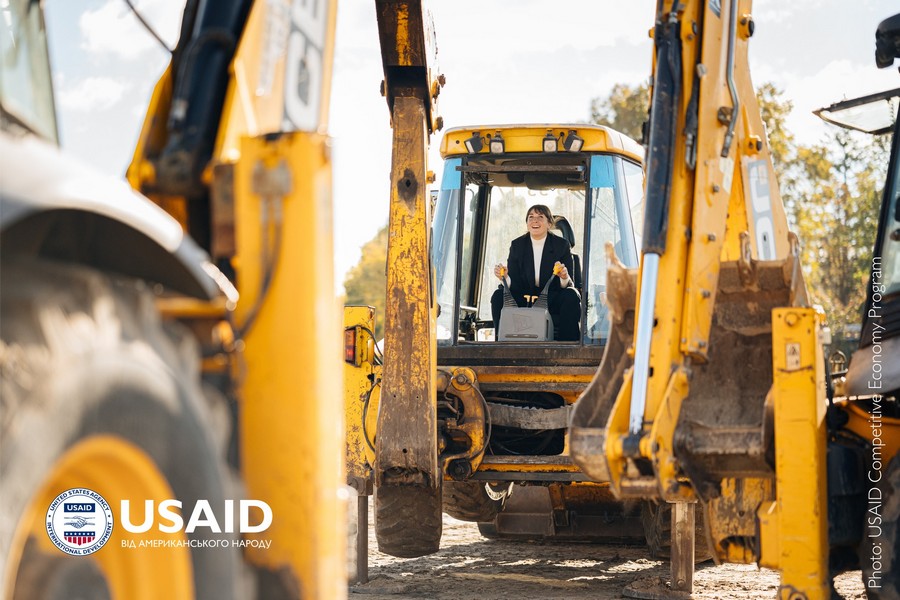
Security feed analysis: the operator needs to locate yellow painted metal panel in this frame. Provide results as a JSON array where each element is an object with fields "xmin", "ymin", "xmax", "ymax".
[
  {"xmin": 648, "ymin": 368, "xmax": 694, "ymax": 501},
  {"xmin": 216, "ymin": 0, "xmax": 338, "ymax": 163},
  {"xmin": 760, "ymin": 308, "xmax": 829, "ymax": 600},
  {"xmin": 344, "ymin": 306, "xmax": 378, "ymax": 484},
  {"xmin": 838, "ymin": 399, "xmax": 900, "ymax": 463},
  {"xmin": 440, "ymin": 124, "xmax": 643, "ymax": 163},
  {"xmin": 236, "ymin": 132, "xmax": 345, "ymax": 599}
]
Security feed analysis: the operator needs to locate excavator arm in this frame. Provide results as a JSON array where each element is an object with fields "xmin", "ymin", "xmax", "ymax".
[
  {"xmin": 571, "ymin": 0, "xmax": 829, "ymax": 597},
  {"xmin": 128, "ymin": 2, "xmax": 344, "ymax": 597},
  {"xmin": 370, "ymin": 0, "xmax": 446, "ymax": 558}
]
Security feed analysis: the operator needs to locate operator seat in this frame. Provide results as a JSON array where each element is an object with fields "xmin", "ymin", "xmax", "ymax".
[{"xmin": 552, "ymin": 216, "xmax": 582, "ymax": 291}]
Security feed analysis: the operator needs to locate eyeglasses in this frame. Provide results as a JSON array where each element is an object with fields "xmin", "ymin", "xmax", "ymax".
[{"xmin": 527, "ymin": 214, "xmax": 547, "ymax": 221}]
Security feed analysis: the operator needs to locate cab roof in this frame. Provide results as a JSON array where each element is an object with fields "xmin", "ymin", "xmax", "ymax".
[{"xmin": 439, "ymin": 123, "xmax": 643, "ymax": 164}]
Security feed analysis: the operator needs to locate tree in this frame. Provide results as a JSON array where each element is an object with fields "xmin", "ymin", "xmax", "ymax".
[
  {"xmin": 753, "ymin": 85, "xmax": 888, "ymax": 336},
  {"xmin": 791, "ymin": 129, "xmax": 888, "ymax": 335},
  {"xmin": 589, "ymin": 82, "xmax": 649, "ymax": 141},
  {"xmin": 343, "ymin": 225, "xmax": 388, "ymax": 338}
]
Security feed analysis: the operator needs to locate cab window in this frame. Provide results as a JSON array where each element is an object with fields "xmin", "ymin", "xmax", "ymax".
[
  {"xmin": 432, "ymin": 153, "xmax": 643, "ymax": 345},
  {"xmin": 477, "ymin": 184, "xmax": 586, "ymax": 323},
  {"xmin": 0, "ymin": 0, "xmax": 58, "ymax": 141},
  {"xmin": 585, "ymin": 155, "xmax": 642, "ymax": 342}
]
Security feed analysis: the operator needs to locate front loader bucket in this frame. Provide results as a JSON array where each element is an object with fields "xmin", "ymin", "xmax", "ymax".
[{"xmin": 569, "ymin": 245, "xmax": 638, "ymax": 481}]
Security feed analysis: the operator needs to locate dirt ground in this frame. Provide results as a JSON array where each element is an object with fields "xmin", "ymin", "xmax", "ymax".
[{"xmin": 348, "ymin": 502, "xmax": 868, "ymax": 600}]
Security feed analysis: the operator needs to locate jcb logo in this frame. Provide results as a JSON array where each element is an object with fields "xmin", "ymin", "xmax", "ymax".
[{"xmin": 284, "ymin": 0, "xmax": 331, "ymax": 131}]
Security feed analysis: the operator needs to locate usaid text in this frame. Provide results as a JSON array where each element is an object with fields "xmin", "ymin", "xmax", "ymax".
[{"xmin": 120, "ymin": 500, "xmax": 272, "ymax": 534}]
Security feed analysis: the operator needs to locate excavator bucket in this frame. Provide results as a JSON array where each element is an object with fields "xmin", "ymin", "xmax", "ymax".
[
  {"xmin": 569, "ymin": 243, "xmax": 638, "ymax": 481},
  {"xmin": 571, "ymin": 231, "xmax": 810, "ymax": 563},
  {"xmin": 674, "ymin": 234, "xmax": 807, "ymax": 494}
]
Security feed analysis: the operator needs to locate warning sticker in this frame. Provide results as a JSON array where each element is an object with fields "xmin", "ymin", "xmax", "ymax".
[{"xmin": 785, "ymin": 343, "xmax": 801, "ymax": 371}]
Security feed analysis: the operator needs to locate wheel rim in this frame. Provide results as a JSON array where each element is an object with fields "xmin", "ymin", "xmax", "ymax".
[{"xmin": 5, "ymin": 435, "xmax": 194, "ymax": 600}]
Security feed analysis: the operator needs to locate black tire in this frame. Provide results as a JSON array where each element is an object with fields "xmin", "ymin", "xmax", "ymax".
[
  {"xmin": 477, "ymin": 521, "xmax": 501, "ymax": 540},
  {"xmin": 641, "ymin": 500, "xmax": 713, "ymax": 563},
  {"xmin": 12, "ymin": 538, "xmax": 111, "ymax": 600},
  {"xmin": 863, "ymin": 454, "xmax": 900, "ymax": 600},
  {"xmin": 443, "ymin": 481, "xmax": 511, "ymax": 522},
  {"xmin": 0, "ymin": 259, "xmax": 244, "ymax": 600},
  {"xmin": 374, "ymin": 484, "xmax": 442, "ymax": 558}
]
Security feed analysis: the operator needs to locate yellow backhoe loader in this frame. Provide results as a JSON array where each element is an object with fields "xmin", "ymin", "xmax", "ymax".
[
  {"xmin": 346, "ymin": 121, "xmax": 660, "ymax": 555},
  {"xmin": 347, "ymin": 1, "xmax": 900, "ymax": 599},
  {"xmin": 1, "ymin": 1, "xmax": 345, "ymax": 598},
  {"xmin": 343, "ymin": 0, "xmax": 700, "ymax": 566},
  {"xmin": 567, "ymin": 3, "xmax": 900, "ymax": 599}
]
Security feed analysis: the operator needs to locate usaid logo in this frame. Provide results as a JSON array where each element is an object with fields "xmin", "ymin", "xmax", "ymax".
[
  {"xmin": 46, "ymin": 489, "xmax": 113, "ymax": 556},
  {"xmin": 120, "ymin": 499, "xmax": 272, "ymax": 534}
]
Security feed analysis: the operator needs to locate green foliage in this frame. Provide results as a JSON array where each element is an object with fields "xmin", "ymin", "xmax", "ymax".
[
  {"xmin": 754, "ymin": 83, "xmax": 888, "ymax": 334},
  {"xmin": 589, "ymin": 82, "xmax": 649, "ymax": 141},
  {"xmin": 343, "ymin": 225, "xmax": 388, "ymax": 338},
  {"xmin": 791, "ymin": 130, "xmax": 888, "ymax": 334}
]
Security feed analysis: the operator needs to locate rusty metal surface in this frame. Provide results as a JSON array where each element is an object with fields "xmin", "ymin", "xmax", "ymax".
[
  {"xmin": 376, "ymin": 96, "xmax": 437, "ymax": 490},
  {"xmin": 481, "ymin": 484, "xmax": 645, "ymax": 542},
  {"xmin": 480, "ymin": 455, "xmax": 576, "ymax": 466},
  {"xmin": 210, "ymin": 162, "xmax": 236, "ymax": 259},
  {"xmin": 475, "ymin": 455, "xmax": 587, "ymax": 481},
  {"xmin": 673, "ymin": 253, "xmax": 805, "ymax": 497},
  {"xmin": 471, "ymin": 471, "xmax": 593, "ymax": 482},
  {"xmin": 437, "ymin": 368, "xmax": 488, "ymax": 479},
  {"xmin": 673, "ymin": 425, "xmax": 772, "ymax": 479},
  {"xmin": 374, "ymin": 0, "xmax": 442, "ymax": 134},
  {"xmin": 375, "ymin": 1, "xmax": 428, "ymax": 70},
  {"xmin": 476, "ymin": 366, "xmax": 599, "ymax": 377},
  {"xmin": 481, "ymin": 381, "xmax": 589, "ymax": 393},
  {"xmin": 703, "ymin": 477, "xmax": 772, "ymax": 564},
  {"xmin": 438, "ymin": 343, "xmax": 604, "ymax": 367}
]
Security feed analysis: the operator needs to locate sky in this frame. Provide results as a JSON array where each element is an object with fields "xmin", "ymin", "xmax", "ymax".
[{"xmin": 43, "ymin": 0, "xmax": 899, "ymax": 295}]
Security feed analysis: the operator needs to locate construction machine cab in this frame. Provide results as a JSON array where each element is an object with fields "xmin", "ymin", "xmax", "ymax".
[{"xmin": 433, "ymin": 124, "xmax": 644, "ymax": 346}]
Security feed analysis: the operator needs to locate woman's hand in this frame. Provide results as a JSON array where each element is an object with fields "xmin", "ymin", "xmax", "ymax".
[
  {"xmin": 553, "ymin": 261, "xmax": 569, "ymax": 280},
  {"xmin": 494, "ymin": 264, "xmax": 507, "ymax": 280}
]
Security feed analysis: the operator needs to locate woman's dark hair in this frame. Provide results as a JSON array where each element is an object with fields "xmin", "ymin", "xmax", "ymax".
[{"xmin": 525, "ymin": 204, "xmax": 555, "ymax": 224}]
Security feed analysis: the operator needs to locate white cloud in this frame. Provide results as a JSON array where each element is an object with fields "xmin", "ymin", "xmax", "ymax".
[
  {"xmin": 57, "ymin": 76, "xmax": 129, "ymax": 112},
  {"xmin": 753, "ymin": 0, "xmax": 820, "ymax": 23},
  {"xmin": 80, "ymin": 0, "xmax": 181, "ymax": 61},
  {"xmin": 430, "ymin": 1, "xmax": 653, "ymax": 64}
]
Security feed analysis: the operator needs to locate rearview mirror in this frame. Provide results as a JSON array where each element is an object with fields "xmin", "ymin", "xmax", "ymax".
[{"xmin": 876, "ymin": 13, "xmax": 900, "ymax": 69}]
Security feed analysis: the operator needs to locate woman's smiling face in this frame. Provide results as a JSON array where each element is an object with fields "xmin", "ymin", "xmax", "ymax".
[{"xmin": 527, "ymin": 209, "xmax": 550, "ymax": 239}]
